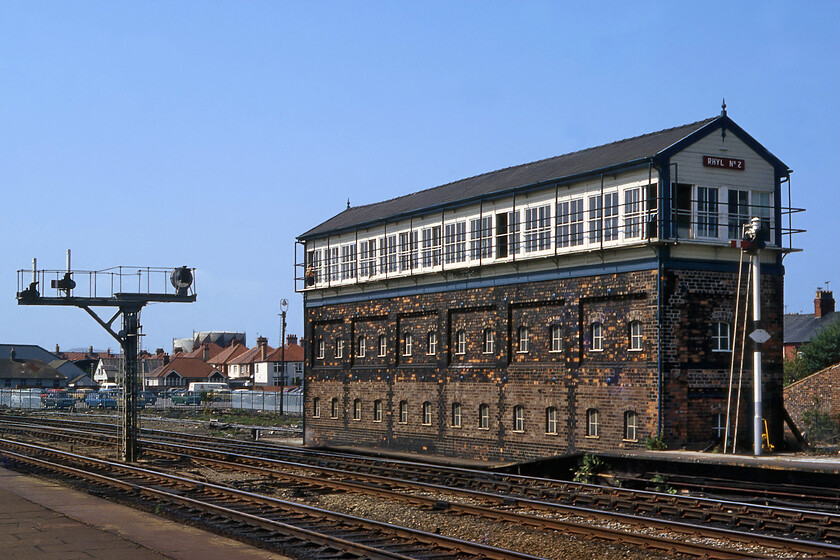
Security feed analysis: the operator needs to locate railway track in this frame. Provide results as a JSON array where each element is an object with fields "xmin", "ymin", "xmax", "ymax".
[{"xmin": 2, "ymin": 415, "xmax": 839, "ymax": 558}]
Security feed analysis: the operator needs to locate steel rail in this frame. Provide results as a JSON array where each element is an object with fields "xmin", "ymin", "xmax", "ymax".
[
  {"xmin": 5, "ymin": 417, "xmax": 840, "ymax": 543},
  {"xmin": 2, "ymin": 421, "xmax": 838, "ymax": 558},
  {"xmin": 0, "ymin": 438, "xmax": 544, "ymax": 560}
]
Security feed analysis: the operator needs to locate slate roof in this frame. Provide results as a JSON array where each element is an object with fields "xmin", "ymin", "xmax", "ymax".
[
  {"xmin": 0, "ymin": 359, "xmax": 66, "ymax": 382},
  {"xmin": 299, "ymin": 117, "xmax": 726, "ymax": 240},
  {"xmin": 784, "ymin": 312, "xmax": 840, "ymax": 344}
]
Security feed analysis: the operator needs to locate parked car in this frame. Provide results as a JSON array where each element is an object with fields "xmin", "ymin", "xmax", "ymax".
[
  {"xmin": 71, "ymin": 388, "xmax": 95, "ymax": 401},
  {"xmin": 140, "ymin": 391, "xmax": 157, "ymax": 405},
  {"xmin": 85, "ymin": 392, "xmax": 117, "ymax": 409},
  {"xmin": 171, "ymin": 391, "xmax": 202, "ymax": 405},
  {"xmin": 42, "ymin": 390, "xmax": 75, "ymax": 409}
]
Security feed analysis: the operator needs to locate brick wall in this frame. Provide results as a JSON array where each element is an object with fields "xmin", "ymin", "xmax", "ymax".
[
  {"xmin": 784, "ymin": 363, "xmax": 840, "ymax": 428},
  {"xmin": 303, "ymin": 265, "xmax": 784, "ymax": 461}
]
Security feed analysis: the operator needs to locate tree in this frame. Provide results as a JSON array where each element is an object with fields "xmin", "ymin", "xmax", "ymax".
[{"xmin": 785, "ymin": 320, "xmax": 840, "ymax": 385}]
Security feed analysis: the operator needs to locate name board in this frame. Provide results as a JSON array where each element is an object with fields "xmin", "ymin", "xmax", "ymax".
[{"xmin": 703, "ymin": 156, "xmax": 745, "ymax": 170}]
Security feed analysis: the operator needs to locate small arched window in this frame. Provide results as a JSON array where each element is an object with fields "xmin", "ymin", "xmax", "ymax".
[
  {"xmin": 591, "ymin": 322, "xmax": 604, "ymax": 351},
  {"xmin": 353, "ymin": 398, "xmax": 361, "ymax": 420},
  {"xmin": 316, "ymin": 339, "xmax": 325, "ymax": 359},
  {"xmin": 399, "ymin": 400, "xmax": 408, "ymax": 423},
  {"xmin": 373, "ymin": 399, "xmax": 383, "ymax": 422},
  {"xmin": 378, "ymin": 334, "xmax": 387, "ymax": 357},
  {"xmin": 422, "ymin": 401, "xmax": 432, "ymax": 425},
  {"xmin": 550, "ymin": 325, "xmax": 562, "ymax": 353},
  {"xmin": 402, "ymin": 332, "xmax": 413, "ymax": 356},
  {"xmin": 513, "ymin": 405, "xmax": 525, "ymax": 432},
  {"xmin": 427, "ymin": 331, "xmax": 437, "ymax": 355},
  {"xmin": 629, "ymin": 321, "xmax": 643, "ymax": 351},
  {"xmin": 546, "ymin": 407, "xmax": 558, "ymax": 434},
  {"xmin": 313, "ymin": 397, "xmax": 321, "ymax": 418},
  {"xmin": 518, "ymin": 326, "xmax": 530, "ymax": 353},
  {"xmin": 357, "ymin": 336, "xmax": 366, "ymax": 357},
  {"xmin": 623, "ymin": 410, "xmax": 638, "ymax": 441},
  {"xmin": 451, "ymin": 402, "xmax": 462, "ymax": 427},
  {"xmin": 478, "ymin": 403, "xmax": 490, "ymax": 429},
  {"xmin": 456, "ymin": 329, "xmax": 466, "ymax": 355},
  {"xmin": 483, "ymin": 328, "xmax": 494, "ymax": 354},
  {"xmin": 586, "ymin": 408, "xmax": 599, "ymax": 437},
  {"xmin": 330, "ymin": 397, "xmax": 339, "ymax": 419}
]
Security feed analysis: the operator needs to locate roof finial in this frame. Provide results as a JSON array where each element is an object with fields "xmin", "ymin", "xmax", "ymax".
[
  {"xmin": 721, "ymin": 98, "xmax": 727, "ymax": 116},
  {"xmin": 347, "ymin": 198, "xmax": 351, "ymax": 210}
]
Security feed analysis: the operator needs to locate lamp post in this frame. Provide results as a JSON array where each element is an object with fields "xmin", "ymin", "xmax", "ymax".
[{"xmin": 279, "ymin": 298, "xmax": 288, "ymax": 415}]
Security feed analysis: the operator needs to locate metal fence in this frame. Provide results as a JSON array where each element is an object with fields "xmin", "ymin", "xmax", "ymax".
[{"xmin": 0, "ymin": 389, "xmax": 303, "ymax": 415}]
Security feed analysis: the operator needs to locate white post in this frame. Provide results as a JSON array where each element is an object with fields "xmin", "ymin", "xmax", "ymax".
[{"xmin": 752, "ymin": 247, "xmax": 762, "ymax": 456}]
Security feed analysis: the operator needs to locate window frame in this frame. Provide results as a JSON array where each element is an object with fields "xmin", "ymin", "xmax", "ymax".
[
  {"xmin": 586, "ymin": 408, "xmax": 600, "ymax": 438},
  {"xmin": 316, "ymin": 338, "xmax": 325, "ymax": 360},
  {"xmin": 550, "ymin": 324, "xmax": 562, "ymax": 353},
  {"xmin": 399, "ymin": 400, "xmax": 408, "ymax": 424},
  {"xmin": 482, "ymin": 328, "xmax": 494, "ymax": 354},
  {"xmin": 517, "ymin": 326, "xmax": 530, "ymax": 353},
  {"xmin": 629, "ymin": 321, "xmax": 643, "ymax": 351},
  {"xmin": 357, "ymin": 336, "xmax": 366, "ymax": 358},
  {"xmin": 546, "ymin": 406, "xmax": 558, "ymax": 435},
  {"xmin": 373, "ymin": 399, "xmax": 383, "ymax": 422},
  {"xmin": 427, "ymin": 331, "xmax": 437, "ymax": 355},
  {"xmin": 591, "ymin": 322, "xmax": 604, "ymax": 352},
  {"xmin": 712, "ymin": 322, "xmax": 731, "ymax": 352},
  {"xmin": 422, "ymin": 401, "xmax": 432, "ymax": 425},
  {"xmin": 378, "ymin": 334, "xmax": 387, "ymax": 357},
  {"xmin": 330, "ymin": 397, "xmax": 339, "ymax": 419},
  {"xmin": 353, "ymin": 398, "xmax": 361, "ymax": 421},
  {"xmin": 402, "ymin": 332, "xmax": 412, "ymax": 356},
  {"xmin": 513, "ymin": 405, "xmax": 525, "ymax": 432},
  {"xmin": 455, "ymin": 329, "xmax": 466, "ymax": 355},
  {"xmin": 335, "ymin": 338, "xmax": 344, "ymax": 359},
  {"xmin": 451, "ymin": 402, "xmax": 462, "ymax": 428},
  {"xmin": 623, "ymin": 410, "xmax": 638, "ymax": 441},
  {"xmin": 312, "ymin": 397, "xmax": 321, "ymax": 418},
  {"xmin": 478, "ymin": 403, "xmax": 490, "ymax": 430}
]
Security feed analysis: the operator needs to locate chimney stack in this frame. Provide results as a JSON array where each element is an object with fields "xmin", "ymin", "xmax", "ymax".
[
  {"xmin": 56, "ymin": 344, "xmax": 60, "ymax": 354},
  {"xmin": 203, "ymin": 344, "xmax": 209, "ymax": 361},
  {"xmin": 286, "ymin": 334, "xmax": 298, "ymax": 346},
  {"xmin": 257, "ymin": 336, "xmax": 267, "ymax": 360},
  {"xmin": 815, "ymin": 289, "xmax": 835, "ymax": 318},
  {"xmin": 89, "ymin": 346, "xmax": 94, "ymax": 354}
]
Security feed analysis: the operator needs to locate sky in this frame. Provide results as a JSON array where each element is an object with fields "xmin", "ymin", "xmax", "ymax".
[{"xmin": 1, "ymin": 1, "xmax": 838, "ymax": 354}]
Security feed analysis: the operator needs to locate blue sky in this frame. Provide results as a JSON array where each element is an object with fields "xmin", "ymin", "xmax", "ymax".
[{"xmin": 1, "ymin": 1, "xmax": 838, "ymax": 354}]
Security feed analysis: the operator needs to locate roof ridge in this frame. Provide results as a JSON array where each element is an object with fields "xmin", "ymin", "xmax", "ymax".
[{"xmin": 341, "ymin": 117, "xmax": 717, "ymax": 215}]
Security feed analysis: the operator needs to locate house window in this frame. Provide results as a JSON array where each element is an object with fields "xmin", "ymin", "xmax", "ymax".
[
  {"xmin": 313, "ymin": 397, "xmax": 320, "ymax": 418},
  {"xmin": 697, "ymin": 186, "xmax": 719, "ymax": 238},
  {"xmin": 357, "ymin": 336, "xmax": 366, "ymax": 358},
  {"xmin": 427, "ymin": 331, "xmax": 437, "ymax": 355},
  {"xmin": 728, "ymin": 189, "xmax": 750, "ymax": 239},
  {"xmin": 588, "ymin": 195, "xmax": 602, "ymax": 242},
  {"xmin": 328, "ymin": 246, "xmax": 339, "ymax": 281},
  {"xmin": 624, "ymin": 188, "xmax": 642, "ymax": 239},
  {"xmin": 455, "ymin": 329, "xmax": 466, "ymax": 355},
  {"xmin": 452, "ymin": 402, "xmax": 462, "ymax": 428},
  {"xmin": 330, "ymin": 398, "xmax": 339, "ymax": 419},
  {"xmin": 550, "ymin": 325, "xmax": 562, "ymax": 353},
  {"xmin": 524, "ymin": 204, "xmax": 551, "ymax": 252},
  {"xmin": 591, "ymin": 322, "xmax": 604, "ymax": 352},
  {"xmin": 444, "ymin": 221, "xmax": 467, "ymax": 264},
  {"xmin": 421, "ymin": 226, "xmax": 442, "ymax": 267},
  {"xmin": 340, "ymin": 243, "xmax": 357, "ymax": 280},
  {"xmin": 557, "ymin": 198, "xmax": 584, "ymax": 247},
  {"xmin": 754, "ymin": 191, "xmax": 772, "ymax": 242},
  {"xmin": 353, "ymin": 398, "xmax": 361, "ymax": 421},
  {"xmin": 399, "ymin": 400, "xmax": 408, "ymax": 423},
  {"xmin": 513, "ymin": 405, "xmax": 525, "ymax": 432},
  {"xmin": 373, "ymin": 400, "xmax": 383, "ymax": 422},
  {"xmin": 422, "ymin": 401, "xmax": 432, "ymax": 425},
  {"xmin": 470, "ymin": 216, "xmax": 493, "ymax": 260},
  {"xmin": 518, "ymin": 327, "xmax": 530, "ymax": 353},
  {"xmin": 335, "ymin": 338, "xmax": 344, "ymax": 359},
  {"xmin": 713, "ymin": 322, "xmax": 731, "ymax": 352},
  {"xmin": 586, "ymin": 408, "xmax": 599, "ymax": 437},
  {"xmin": 483, "ymin": 328, "xmax": 494, "ymax": 354},
  {"xmin": 546, "ymin": 407, "xmax": 558, "ymax": 435},
  {"xmin": 624, "ymin": 411, "xmax": 638, "ymax": 441},
  {"xmin": 306, "ymin": 248, "xmax": 323, "ymax": 284},
  {"xmin": 378, "ymin": 334, "xmax": 387, "ymax": 357},
  {"xmin": 402, "ymin": 332, "xmax": 412, "ymax": 356},
  {"xmin": 316, "ymin": 339, "xmax": 325, "ymax": 360},
  {"xmin": 479, "ymin": 403, "xmax": 490, "ymax": 429},
  {"xmin": 629, "ymin": 321, "xmax": 643, "ymax": 351}
]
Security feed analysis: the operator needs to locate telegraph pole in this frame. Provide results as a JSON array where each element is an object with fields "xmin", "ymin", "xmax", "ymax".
[{"xmin": 279, "ymin": 298, "xmax": 288, "ymax": 415}]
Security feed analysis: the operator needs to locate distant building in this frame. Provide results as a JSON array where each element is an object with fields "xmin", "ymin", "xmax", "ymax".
[
  {"xmin": 254, "ymin": 335, "xmax": 304, "ymax": 387},
  {"xmin": 173, "ymin": 331, "xmax": 246, "ymax": 353},
  {"xmin": 784, "ymin": 289, "xmax": 839, "ymax": 359},
  {"xmin": 228, "ymin": 337, "xmax": 274, "ymax": 386},
  {"xmin": 0, "ymin": 348, "xmax": 66, "ymax": 388},
  {"xmin": 147, "ymin": 357, "xmax": 226, "ymax": 389},
  {"xmin": 208, "ymin": 343, "xmax": 248, "ymax": 378}
]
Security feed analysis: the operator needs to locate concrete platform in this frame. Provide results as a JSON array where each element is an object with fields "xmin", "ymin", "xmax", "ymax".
[{"xmin": 0, "ymin": 466, "xmax": 291, "ymax": 560}]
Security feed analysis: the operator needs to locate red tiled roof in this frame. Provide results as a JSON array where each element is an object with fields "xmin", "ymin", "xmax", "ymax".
[
  {"xmin": 184, "ymin": 342, "xmax": 224, "ymax": 361},
  {"xmin": 208, "ymin": 343, "xmax": 248, "ymax": 366},
  {"xmin": 229, "ymin": 344, "xmax": 275, "ymax": 365},
  {"xmin": 263, "ymin": 343, "xmax": 304, "ymax": 363},
  {"xmin": 150, "ymin": 357, "xmax": 223, "ymax": 379}
]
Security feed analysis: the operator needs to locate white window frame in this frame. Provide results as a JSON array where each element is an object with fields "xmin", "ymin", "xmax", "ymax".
[
  {"xmin": 402, "ymin": 332, "xmax": 412, "ymax": 356},
  {"xmin": 546, "ymin": 407, "xmax": 558, "ymax": 435},
  {"xmin": 479, "ymin": 403, "xmax": 490, "ymax": 429},
  {"xmin": 713, "ymin": 322, "xmax": 731, "ymax": 352},
  {"xmin": 316, "ymin": 339, "xmax": 325, "ymax": 359},
  {"xmin": 483, "ymin": 328, "xmax": 494, "ymax": 354},
  {"xmin": 586, "ymin": 408, "xmax": 599, "ymax": 437},
  {"xmin": 629, "ymin": 321, "xmax": 643, "ymax": 351},
  {"xmin": 452, "ymin": 402, "xmax": 462, "ymax": 428},
  {"xmin": 313, "ymin": 397, "xmax": 321, "ymax": 418},
  {"xmin": 557, "ymin": 198, "xmax": 584, "ymax": 248},
  {"xmin": 470, "ymin": 216, "xmax": 493, "ymax": 259},
  {"xmin": 524, "ymin": 204, "xmax": 551, "ymax": 252},
  {"xmin": 353, "ymin": 398, "xmax": 361, "ymax": 421},
  {"xmin": 550, "ymin": 325, "xmax": 562, "ymax": 353},
  {"xmin": 427, "ymin": 331, "xmax": 437, "ymax": 355},
  {"xmin": 624, "ymin": 410, "xmax": 638, "ymax": 441},
  {"xmin": 624, "ymin": 187, "xmax": 642, "ymax": 239},
  {"xmin": 373, "ymin": 400, "xmax": 383, "ymax": 422},
  {"xmin": 421, "ymin": 226, "xmax": 442, "ymax": 267},
  {"xmin": 591, "ymin": 322, "xmax": 604, "ymax": 352},
  {"xmin": 422, "ymin": 401, "xmax": 432, "ymax": 425},
  {"xmin": 518, "ymin": 326, "xmax": 529, "ymax": 353},
  {"xmin": 357, "ymin": 336, "xmax": 366, "ymax": 357},
  {"xmin": 696, "ymin": 186, "xmax": 719, "ymax": 238},
  {"xmin": 456, "ymin": 329, "xmax": 466, "ymax": 355},
  {"xmin": 444, "ymin": 221, "xmax": 466, "ymax": 264},
  {"xmin": 378, "ymin": 334, "xmax": 387, "ymax": 357},
  {"xmin": 513, "ymin": 405, "xmax": 525, "ymax": 432},
  {"xmin": 335, "ymin": 338, "xmax": 344, "ymax": 359},
  {"xmin": 399, "ymin": 400, "xmax": 408, "ymax": 423}
]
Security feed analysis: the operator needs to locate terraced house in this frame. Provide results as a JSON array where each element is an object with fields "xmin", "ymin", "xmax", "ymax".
[{"xmin": 296, "ymin": 108, "xmax": 796, "ymax": 462}]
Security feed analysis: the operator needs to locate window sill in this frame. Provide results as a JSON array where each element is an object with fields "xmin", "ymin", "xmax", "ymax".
[
  {"xmin": 478, "ymin": 427, "xmax": 490, "ymax": 431},
  {"xmin": 545, "ymin": 432, "xmax": 558, "ymax": 436},
  {"xmin": 628, "ymin": 348, "xmax": 643, "ymax": 352},
  {"xmin": 622, "ymin": 438, "xmax": 638, "ymax": 443},
  {"xmin": 584, "ymin": 435, "xmax": 600, "ymax": 439},
  {"xmin": 589, "ymin": 349, "xmax": 604, "ymax": 353},
  {"xmin": 512, "ymin": 429, "xmax": 524, "ymax": 433}
]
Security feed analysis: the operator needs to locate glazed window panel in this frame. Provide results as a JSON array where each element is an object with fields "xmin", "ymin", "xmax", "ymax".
[
  {"xmin": 513, "ymin": 405, "xmax": 525, "ymax": 432},
  {"xmin": 422, "ymin": 401, "xmax": 432, "ymax": 425},
  {"xmin": 712, "ymin": 322, "xmax": 731, "ymax": 352},
  {"xmin": 313, "ymin": 397, "xmax": 321, "ymax": 418},
  {"xmin": 335, "ymin": 338, "xmax": 344, "ymax": 359},
  {"xmin": 603, "ymin": 192, "xmax": 619, "ymax": 241},
  {"xmin": 421, "ymin": 226, "xmax": 442, "ymax": 267},
  {"xmin": 316, "ymin": 339, "xmax": 325, "ymax": 359},
  {"xmin": 427, "ymin": 331, "xmax": 437, "ymax": 355},
  {"xmin": 444, "ymin": 221, "xmax": 467, "ymax": 264},
  {"xmin": 452, "ymin": 402, "xmax": 462, "ymax": 428},
  {"xmin": 546, "ymin": 407, "xmax": 558, "ymax": 435},
  {"xmin": 624, "ymin": 410, "xmax": 638, "ymax": 441},
  {"xmin": 550, "ymin": 325, "xmax": 562, "ymax": 353},
  {"xmin": 728, "ymin": 189, "xmax": 750, "ymax": 239},
  {"xmin": 591, "ymin": 322, "xmax": 603, "ymax": 352},
  {"xmin": 402, "ymin": 332, "xmax": 413, "ymax": 356},
  {"xmin": 696, "ymin": 186, "xmax": 719, "ymax": 238},
  {"xmin": 456, "ymin": 329, "xmax": 466, "ymax": 355},
  {"xmin": 524, "ymin": 204, "xmax": 551, "ymax": 252},
  {"xmin": 556, "ymin": 198, "xmax": 584, "ymax": 247},
  {"xmin": 359, "ymin": 239, "xmax": 376, "ymax": 278},
  {"xmin": 586, "ymin": 408, "xmax": 599, "ymax": 437},
  {"xmin": 357, "ymin": 336, "xmax": 366, "ymax": 357},
  {"xmin": 399, "ymin": 400, "xmax": 408, "ymax": 423},
  {"xmin": 328, "ymin": 246, "xmax": 339, "ymax": 281},
  {"xmin": 518, "ymin": 326, "xmax": 530, "ymax": 353},
  {"xmin": 629, "ymin": 321, "xmax": 643, "ymax": 351},
  {"xmin": 479, "ymin": 403, "xmax": 490, "ymax": 429},
  {"xmin": 353, "ymin": 398, "xmax": 361, "ymax": 421},
  {"xmin": 470, "ymin": 216, "xmax": 493, "ymax": 259},
  {"xmin": 330, "ymin": 398, "xmax": 339, "ymax": 419},
  {"xmin": 483, "ymin": 329, "xmax": 494, "ymax": 354},
  {"xmin": 373, "ymin": 400, "xmax": 383, "ymax": 422},
  {"xmin": 340, "ymin": 243, "xmax": 357, "ymax": 280},
  {"xmin": 378, "ymin": 335, "xmax": 387, "ymax": 357},
  {"xmin": 624, "ymin": 188, "xmax": 642, "ymax": 239}
]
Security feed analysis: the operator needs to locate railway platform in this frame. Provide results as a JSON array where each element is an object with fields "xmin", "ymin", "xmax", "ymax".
[{"xmin": 0, "ymin": 466, "xmax": 291, "ymax": 560}]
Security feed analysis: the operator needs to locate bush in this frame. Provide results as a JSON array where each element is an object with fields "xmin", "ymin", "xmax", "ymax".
[
  {"xmin": 801, "ymin": 398, "xmax": 840, "ymax": 444},
  {"xmin": 644, "ymin": 433, "xmax": 668, "ymax": 450},
  {"xmin": 573, "ymin": 454, "xmax": 607, "ymax": 484}
]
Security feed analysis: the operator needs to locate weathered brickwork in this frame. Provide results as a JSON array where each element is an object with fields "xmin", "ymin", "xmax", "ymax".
[
  {"xmin": 303, "ymin": 265, "xmax": 784, "ymax": 462},
  {"xmin": 784, "ymin": 363, "xmax": 840, "ymax": 429}
]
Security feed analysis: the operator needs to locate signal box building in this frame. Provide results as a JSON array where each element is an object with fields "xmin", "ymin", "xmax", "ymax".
[{"xmin": 296, "ymin": 111, "xmax": 795, "ymax": 462}]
